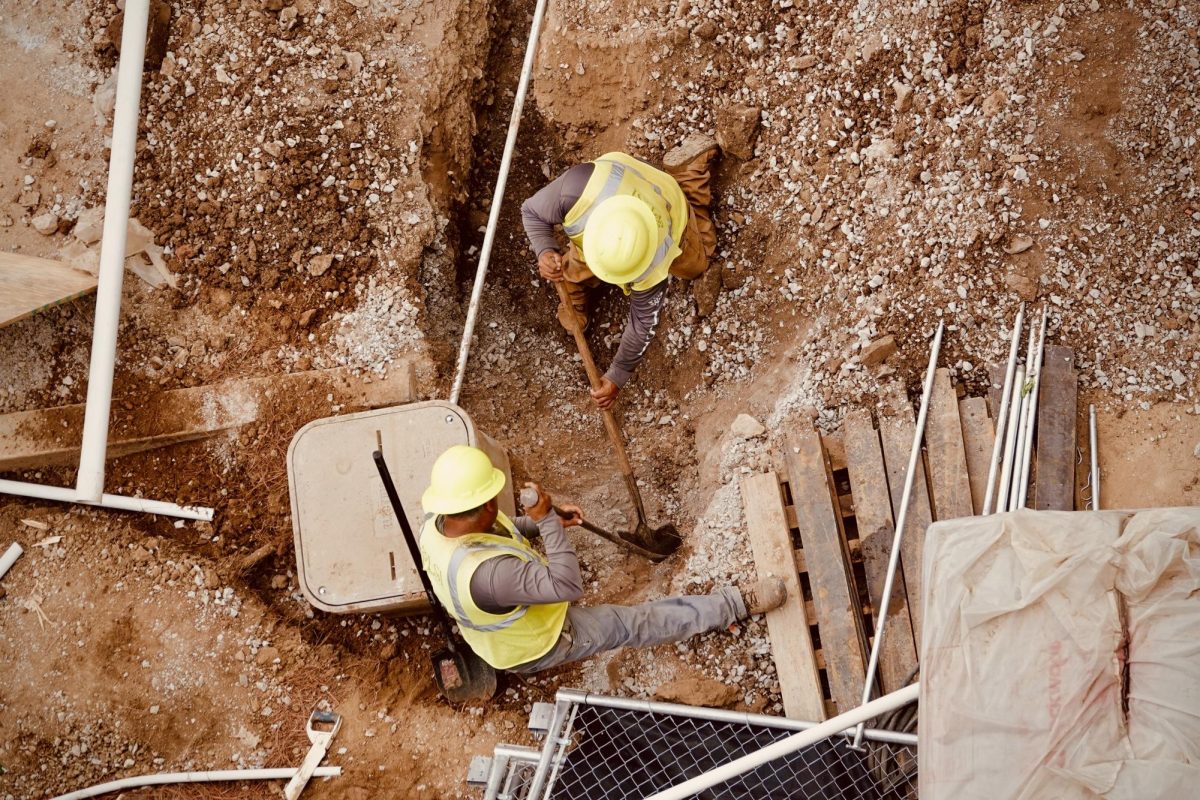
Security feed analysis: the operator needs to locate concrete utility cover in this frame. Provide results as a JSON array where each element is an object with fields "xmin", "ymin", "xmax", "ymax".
[{"xmin": 287, "ymin": 400, "xmax": 514, "ymax": 615}]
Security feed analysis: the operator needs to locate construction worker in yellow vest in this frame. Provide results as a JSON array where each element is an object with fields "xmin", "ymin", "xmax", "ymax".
[
  {"xmin": 521, "ymin": 136, "xmax": 720, "ymax": 409},
  {"xmin": 418, "ymin": 445, "xmax": 785, "ymax": 673}
]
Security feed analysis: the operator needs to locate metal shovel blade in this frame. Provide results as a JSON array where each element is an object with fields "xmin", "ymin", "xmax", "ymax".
[
  {"xmin": 432, "ymin": 646, "xmax": 497, "ymax": 704},
  {"xmin": 620, "ymin": 521, "xmax": 682, "ymax": 558}
]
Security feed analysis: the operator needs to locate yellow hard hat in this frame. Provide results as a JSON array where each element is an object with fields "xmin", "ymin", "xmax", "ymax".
[
  {"xmin": 421, "ymin": 445, "xmax": 506, "ymax": 515},
  {"xmin": 582, "ymin": 195, "xmax": 657, "ymax": 285}
]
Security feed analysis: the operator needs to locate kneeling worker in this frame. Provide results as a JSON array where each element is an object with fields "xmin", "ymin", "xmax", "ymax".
[
  {"xmin": 418, "ymin": 445, "xmax": 785, "ymax": 673},
  {"xmin": 521, "ymin": 136, "xmax": 720, "ymax": 409}
]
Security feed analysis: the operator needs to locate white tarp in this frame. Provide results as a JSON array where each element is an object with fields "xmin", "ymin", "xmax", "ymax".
[{"xmin": 919, "ymin": 508, "xmax": 1200, "ymax": 799}]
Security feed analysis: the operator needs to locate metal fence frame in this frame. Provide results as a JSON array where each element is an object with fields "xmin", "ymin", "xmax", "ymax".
[{"xmin": 474, "ymin": 687, "xmax": 917, "ymax": 800}]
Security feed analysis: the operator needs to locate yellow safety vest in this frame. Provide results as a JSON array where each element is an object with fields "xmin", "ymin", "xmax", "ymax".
[
  {"xmin": 418, "ymin": 512, "xmax": 568, "ymax": 670},
  {"xmin": 562, "ymin": 152, "xmax": 689, "ymax": 293}
]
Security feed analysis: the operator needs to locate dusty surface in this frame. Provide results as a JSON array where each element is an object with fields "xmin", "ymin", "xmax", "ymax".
[{"xmin": 2, "ymin": 0, "xmax": 1199, "ymax": 796}]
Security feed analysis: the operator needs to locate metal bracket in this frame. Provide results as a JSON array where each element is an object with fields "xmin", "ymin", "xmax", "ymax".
[
  {"xmin": 528, "ymin": 702, "xmax": 556, "ymax": 738},
  {"xmin": 467, "ymin": 755, "xmax": 493, "ymax": 786}
]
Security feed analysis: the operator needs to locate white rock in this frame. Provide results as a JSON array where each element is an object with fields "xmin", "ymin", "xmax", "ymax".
[
  {"xmin": 32, "ymin": 212, "xmax": 59, "ymax": 235},
  {"xmin": 730, "ymin": 413, "xmax": 766, "ymax": 438}
]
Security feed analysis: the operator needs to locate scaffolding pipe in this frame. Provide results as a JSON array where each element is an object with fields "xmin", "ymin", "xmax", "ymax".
[
  {"xmin": 982, "ymin": 304, "xmax": 1024, "ymax": 514},
  {"xmin": 0, "ymin": 478, "xmax": 213, "ymax": 522},
  {"xmin": 1007, "ymin": 324, "xmax": 1038, "ymax": 511},
  {"xmin": 851, "ymin": 321, "xmax": 943, "ymax": 748},
  {"xmin": 644, "ymin": 684, "xmax": 920, "ymax": 800},
  {"xmin": 1016, "ymin": 308, "xmax": 1048, "ymax": 508},
  {"xmin": 75, "ymin": 0, "xmax": 151, "ymax": 501},
  {"xmin": 50, "ymin": 767, "xmax": 342, "ymax": 800},
  {"xmin": 1089, "ymin": 404, "xmax": 1100, "ymax": 509},
  {"xmin": 449, "ymin": 0, "xmax": 551, "ymax": 404},
  {"xmin": 995, "ymin": 365, "xmax": 1026, "ymax": 513}
]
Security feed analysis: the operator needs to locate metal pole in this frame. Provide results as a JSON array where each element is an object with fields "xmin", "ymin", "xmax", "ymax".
[
  {"xmin": 0, "ymin": 478, "xmax": 213, "ymax": 521},
  {"xmin": 644, "ymin": 684, "xmax": 920, "ymax": 800},
  {"xmin": 1016, "ymin": 308, "xmax": 1048, "ymax": 508},
  {"xmin": 1089, "ymin": 404, "xmax": 1100, "ymax": 509},
  {"xmin": 1007, "ymin": 323, "xmax": 1038, "ymax": 511},
  {"xmin": 852, "ymin": 321, "xmax": 943, "ymax": 748},
  {"xmin": 982, "ymin": 304, "xmax": 1024, "ymax": 514},
  {"xmin": 448, "ymin": 0, "xmax": 551, "ymax": 405},
  {"xmin": 76, "ymin": 0, "xmax": 151, "ymax": 501},
  {"xmin": 995, "ymin": 365, "xmax": 1025, "ymax": 512}
]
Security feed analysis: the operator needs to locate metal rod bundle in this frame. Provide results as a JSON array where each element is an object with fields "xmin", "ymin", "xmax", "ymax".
[
  {"xmin": 1016, "ymin": 308, "xmax": 1049, "ymax": 508},
  {"xmin": 851, "ymin": 321, "xmax": 944, "ymax": 748},
  {"xmin": 982, "ymin": 305, "xmax": 1025, "ymax": 514},
  {"xmin": 1007, "ymin": 320, "xmax": 1038, "ymax": 510},
  {"xmin": 996, "ymin": 364, "xmax": 1026, "ymax": 513}
]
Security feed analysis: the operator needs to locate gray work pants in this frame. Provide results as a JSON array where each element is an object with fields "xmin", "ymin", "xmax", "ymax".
[{"xmin": 509, "ymin": 587, "xmax": 746, "ymax": 674}]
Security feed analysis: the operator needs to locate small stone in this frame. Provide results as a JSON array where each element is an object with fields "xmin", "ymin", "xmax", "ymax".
[
  {"xmin": 255, "ymin": 646, "xmax": 281, "ymax": 665},
  {"xmin": 18, "ymin": 190, "xmax": 41, "ymax": 209},
  {"xmin": 308, "ymin": 254, "xmax": 334, "ymax": 276},
  {"xmin": 298, "ymin": 309, "xmax": 319, "ymax": 328},
  {"xmin": 270, "ymin": 574, "xmax": 288, "ymax": 589},
  {"xmin": 74, "ymin": 207, "xmax": 105, "ymax": 244},
  {"xmin": 149, "ymin": 705, "xmax": 160, "ymax": 715},
  {"xmin": 794, "ymin": 54, "xmax": 817, "ymax": 69},
  {"xmin": 715, "ymin": 104, "xmax": 760, "ymax": 160},
  {"xmin": 693, "ymin": 20, "xmax": 718, "ymax": 40},
  {"xmin": 730, "ymin": 413, "xmax": 766, "ymax": 438},
  {"xmin": 981, "ymin": 89, "xmax": 1008, "ymax": 117},
  {"xmin": 1003, "ymin": 236, "xmax": 1034, "ymax": 255},
  {"xmin": 860, "ymin": 335, "xmax": 897, "ymax": 367},
  {"xmin": 863, "ymin": 138, "xmax": 898, "ymax": 162},
  {"xmin": 1005, "ymin": 272, "xmax": 1038, "ymax": 300},
  {"xmin": 892, "ymin": 81, "xmax": 913, "ymax": 112},
  {"xmin": 1171, "ymin": 370, "xmax": 1187, "ymax": 387},
  {"xmin": 32, "ymin": 212, "xmax": 59, "ymax": 235}
]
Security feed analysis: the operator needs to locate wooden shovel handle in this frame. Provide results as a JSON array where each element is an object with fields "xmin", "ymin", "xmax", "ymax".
[{"xmin": 553, "ymin": 282, "xmax": 648, "ymax": 521}]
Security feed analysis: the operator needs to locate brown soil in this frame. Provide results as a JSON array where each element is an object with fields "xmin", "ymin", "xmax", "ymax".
[{"xmin": 2, "ymin": 0, "xmax": 1198, "ymax": 796}]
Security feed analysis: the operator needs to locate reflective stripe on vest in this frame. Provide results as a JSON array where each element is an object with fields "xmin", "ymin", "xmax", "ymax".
[
  {"xmin": 445, "ymin": 542, "xmax": 532, "ymax": 632},
  {"xmin": 562, "ymin": 153, "xmax": 688, "ymax": 293}
]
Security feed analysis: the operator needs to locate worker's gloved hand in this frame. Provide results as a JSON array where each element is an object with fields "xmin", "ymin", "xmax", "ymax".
[
  {"xmin": 524, "ymin": 481, "xmax": 554, "ymax": 521},
  {"xmin": 537, "ymin": 250, "xmax": 564, "ymax": 282},
  {"xmin": 590, "ymin": 377, "xmax": 619, "ymax": 409},
  {"xmin": 557, "ymin": 503, "xmax": 584, "ymax": 528}
]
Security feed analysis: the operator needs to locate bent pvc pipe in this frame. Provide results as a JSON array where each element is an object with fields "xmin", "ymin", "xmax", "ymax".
[
  {"xmin": 0, "ymin": 478, "xmax": 213, "ymax": 522},
  {"xmin": 644, "ymin": 684, "xmax": 920, "ymax": 800},
  {"xmin": 51, "ymin": 767, "xmax": 342, "ymax": 800},
  {"xmin": 76, "ymin": 0, "xmax": 150, "ymax": 501}
]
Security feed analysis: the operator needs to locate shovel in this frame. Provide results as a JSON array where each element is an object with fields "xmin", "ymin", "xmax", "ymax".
[
  {"xmin": 553, "ymin": 281, "xmax": 682, "ymax": 557},
  {"xmin": 518, "ymin": 487, "xmax": 668, "ymax": 562},
  {"xmin": 372, "ymin": 449, "xmax": 498, "ymax": 704}
]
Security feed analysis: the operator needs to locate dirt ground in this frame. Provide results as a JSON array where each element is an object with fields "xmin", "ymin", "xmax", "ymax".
[{"xmin": 1, "ymin": 0, "xmax": 1198, "ymax": 796}]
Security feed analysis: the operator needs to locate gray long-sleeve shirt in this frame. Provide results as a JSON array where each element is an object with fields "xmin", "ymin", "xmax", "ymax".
[
  {"xmin": 468, "ymin": 513, "xmax": 583, "ymax": 614},
  {"xmin": 521, "ymin": 164, "xmax": 669, "ymax": 388}
]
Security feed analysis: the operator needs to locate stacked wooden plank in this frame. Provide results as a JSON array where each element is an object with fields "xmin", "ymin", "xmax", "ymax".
[{"xmin": 741, "ymin": 360, "xmax": 1079, "ymax": 720}]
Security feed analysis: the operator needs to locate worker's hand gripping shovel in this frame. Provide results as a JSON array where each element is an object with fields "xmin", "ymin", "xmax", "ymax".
[
  {"xmin": 519, "ymin": 487, "xmax": 667, "ymax": 562},
  {"xmin": 283, "ymin": 709, "xmax": 341, "ymax": 800},
  {"xmin": 552, "ymin": 281, "xmax": 682, "ymax": 557},
  {"xmin": 372, "ymin": 449, "xmax": 498, "ymax": 704}
]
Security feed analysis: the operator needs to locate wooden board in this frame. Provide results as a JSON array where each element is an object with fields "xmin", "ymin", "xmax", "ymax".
[
  {"xmin": 877, "ymin": 382, "xmax": 936, "ymax": 645},
  {"xmin": 783, "ymin": 429, "xmax": 868, "ymax": 715},
  {"xmin": 988, "ymin": 362, "xmax": 1006, "ymax": 420},
  {"xmin": 0, "ymin": 252, "xmax": 98, "ymax": 329},
  {"xmin": 0, "ymin": 364, "xmax": 416, "ymax": 471},
  {"xmin": 740, "ymin": 472, "xmax": 825, "ymax": 721},
  {"xmin": 925, "ymin": 369, "xmax": 974, "ymax": 521},
  {"xmin": 958, "ymin": 397, "xmax": 996, "ymax": 515},
  {"xmin": 1035, "ymin": 345, "xmax": 1078, "ymax": 511},
  {"xmin": 842, "ymin": 409, "xmax": 918, "ymax": 694}
]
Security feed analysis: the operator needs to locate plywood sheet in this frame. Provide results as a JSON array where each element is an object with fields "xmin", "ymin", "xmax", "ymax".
[
  {"xmin": 1035, "ymin": 345, "xmax": 1078, "ymax": 511},
  {"xmin": 925, "ymin": 369, "xmax": 974, "ymax": 521},
  {"xmin": 958, "ymin": 397, "xmax": 996, "ymax": 515},
  {"xmin": 0, "ymin": 252, "xmax": 97, "ymax": 329}
]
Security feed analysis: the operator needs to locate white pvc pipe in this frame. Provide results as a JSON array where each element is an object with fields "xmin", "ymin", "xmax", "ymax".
[
  {"xmin": 982, "ymin": 304, "xmax": 1024, "ymax": 514},
  {"xmin": 0, "ymin": 478, "xmax": 213, "ymax": 522},
  {"xmin": 1089, "ymin": 404, "xmax": 1100, "ymax": 509},
  {"xmin": 852, "ymin": 320, "xmax": 942, "ymax": 748},
  {"xmin": 51, "ymin": 767, "xmax": 342, "ymax": 800},
  {"xmin": 995, "ymin": 365, "xmax": 1025, "ymax": 513},
  {"xmin": 1016, "ymin": 308, "xmax": 1048, "ymax": 508},
  {"xmin": 1007, "ymin": 326, "xmax": 1038, "ymax": 511},
  {"xmin": 0, "ymin": 543, "xmax": 24, "ymax": 582},
  {"xmin": 76, "ymin": 0, "xmax": 150, "ymax": 502},
  {"xmin": 644, "ymin": 684, "xmax": 920, "ymax": 800},
  {"xmin": 448, "ymin": 0, "xmax": 551, "ymax": 404}
]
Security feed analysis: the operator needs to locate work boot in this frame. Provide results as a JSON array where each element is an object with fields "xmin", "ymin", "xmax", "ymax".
[
  {"xmin": 663, "ymin": 134, "xmax": 719, "ymax": 171},
  {"xmin": 740, "ymin": 577, "xmax": 787, "ymax": 616}
]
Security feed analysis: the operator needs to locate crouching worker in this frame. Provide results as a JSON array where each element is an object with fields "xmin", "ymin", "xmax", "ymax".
[{"xmin": 418, "ymin": 445, "xmax": 786, "ymax": 674}]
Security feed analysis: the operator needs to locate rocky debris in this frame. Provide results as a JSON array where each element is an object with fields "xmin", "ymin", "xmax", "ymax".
[
  {"xmin": 1005, "ymin": 272, "xmax": 1038, "ymax": 301},
  {"xmin": 307, "ymin": 254, "xmax": 335, "ymax": 277},
  {"xmin": 715, "ymin": 104, "xmax": 760, "ymax": 160},
  {"xmin": 1003, "ymin": 236, "xmax": 1034, "ymax": 255},
  {"xmin": 255, "ymin": 646, "xmax": 281, "ymax": 666},
  {"xmin": 693, "ymin": 19, "xmax": 718, "ymax": 40},
  {"xmin": 692, "ymin": 266, "xmax": 722, "ymax": 318},
  {"xmin": 73, "ymin": 207, "xmax": 105, "ymax": 244},
  {"xmin": 654, "ymin": 675, "xmax": 740, "ymax": 708},
  {"xmin": 860, "ymin": 335, "xmax": 897, "ymax": 367},
  {"xmin": 32, "ymin": 212, "xmax": 59, "ymax": 235},
  {"xmin": 892, "ymin": 81, "xmax": 913, "ymax": 112},
  {"xmin": 730, "ymin": 413, "xmax": 766, "ymax": 439}
]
